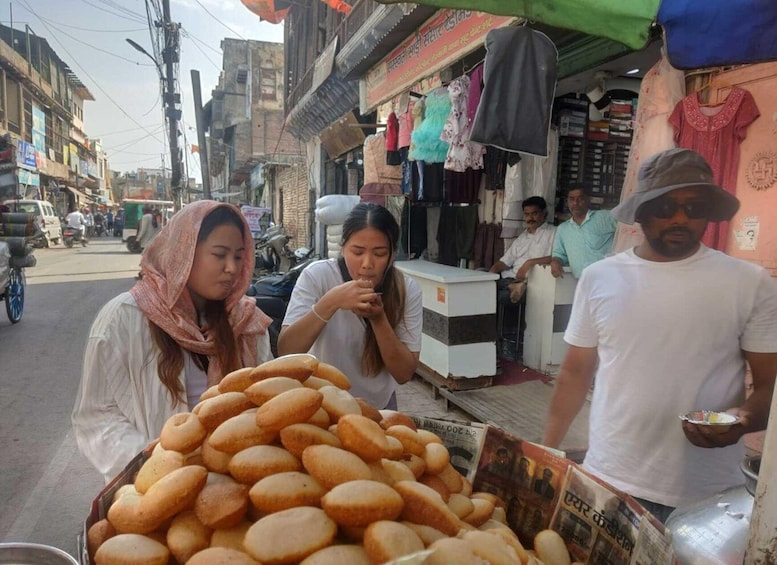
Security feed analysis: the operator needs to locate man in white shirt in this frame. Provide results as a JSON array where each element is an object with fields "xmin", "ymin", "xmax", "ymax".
[
  {"xmin": 542, "ymin": 149, "xmax": 777, "ymax": 523},
  {"xmin": 66, "ymin": 207, "xmax": 86, "ymax": 237},
  {"xmin": 489, "ymin": 196, "xmax": 555, "ymax": 303}
]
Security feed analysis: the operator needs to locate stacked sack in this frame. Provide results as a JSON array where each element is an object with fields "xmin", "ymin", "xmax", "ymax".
[
  {"xmin": 314, "ymin": 195, "xmax": 359, "ymax": 260},
  {"xmin": 87, "ymin": 354, "xmax": 577, "ymax": 565},
  {"xmin": 0, "ymin": 211, "xmax": 38, "ymax": 268}
]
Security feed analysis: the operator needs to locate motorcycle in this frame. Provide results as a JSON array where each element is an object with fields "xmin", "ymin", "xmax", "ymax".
[
  {"xmin": 246, "ymin": 252, "xmax": 319, "ymax": 356},
  {"xmin": 62, "ymin": 225, "xmax": 88, "ymax": 248},
  {"xmin": 253, "ymin": 226, "xmax": 316, "ymax": 278}
]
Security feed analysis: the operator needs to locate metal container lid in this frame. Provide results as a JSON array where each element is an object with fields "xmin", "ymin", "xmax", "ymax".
[{"xmin": 0, "ymin": 543, "xmax": 79, "ymax": 565}]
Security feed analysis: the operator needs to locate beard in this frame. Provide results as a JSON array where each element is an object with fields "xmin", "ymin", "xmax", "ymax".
[{"xmin": 645, "ymin": 227, "xmax": 700, "ymax": 258}]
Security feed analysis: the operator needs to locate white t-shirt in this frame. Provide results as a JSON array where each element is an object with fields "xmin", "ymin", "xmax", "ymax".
[
  {"xmin": 499, "ymin": 223, "xmax": 556, "ymax": 278},
  {"xmin": 283, "ymin": 259, "xmax": 423, "ymax": 409},
  {"xmin": 66, "ymin": 211, "xmax": 85, "ymax": 229},
  {"xmin": 565, "ymin": 246, "xmax": 777, "ymax": 507}
]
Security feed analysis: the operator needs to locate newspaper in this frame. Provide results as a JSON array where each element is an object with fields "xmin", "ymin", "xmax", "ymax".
[
  {"xmin": 472, "ymin": 426, "xmax": 572, "ymax": 546},
  {"xmin": 410, "ymin": 416, "xmax": 486, "ymax": 482},
  {"xmin": 550, "ymin": 466, "xmax": 676, "ymax": 565}
]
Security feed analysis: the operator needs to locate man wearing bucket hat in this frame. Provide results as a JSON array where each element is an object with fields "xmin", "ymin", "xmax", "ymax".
[{"xmin": 542, "ymin": 148, "xmax": 777, "ymax": 522}]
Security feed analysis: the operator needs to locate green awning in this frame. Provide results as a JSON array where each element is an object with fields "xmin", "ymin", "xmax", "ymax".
[{"xmin": 374, "ymin": 1, "xmax": 661, "ymax": 50}]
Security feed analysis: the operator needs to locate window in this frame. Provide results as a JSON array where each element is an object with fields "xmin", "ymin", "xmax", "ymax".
[
  {"xmin": 22, "ymin": 89, "xmax": 32, "ymax": 144},
  {"xmin": 6, "ymin": 78, "xmax": 20, "ymax": 134},
  {"xmin": 260, "ymin": 67, "xmax": 276, "ymax": 101}
]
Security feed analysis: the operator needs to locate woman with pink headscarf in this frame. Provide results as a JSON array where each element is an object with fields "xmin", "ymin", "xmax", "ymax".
[{"xmin": 72, "ymin": 201, "xmax": 273, "ymax": 482}]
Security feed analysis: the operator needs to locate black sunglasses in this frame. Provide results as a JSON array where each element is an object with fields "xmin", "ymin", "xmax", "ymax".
[{"xmin": 644, "ymin": 198, "xmax": 712, "ymax": 220}]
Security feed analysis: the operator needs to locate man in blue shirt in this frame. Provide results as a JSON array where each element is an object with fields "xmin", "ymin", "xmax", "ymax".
[{"xmin": 550, "ymin": 186, "xmax": 616, "ymax": 279}]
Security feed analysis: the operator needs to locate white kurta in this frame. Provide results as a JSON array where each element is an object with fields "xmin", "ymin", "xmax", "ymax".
[{"xmin": 72, "ymin": 292, "xmax": 272, "ymax": 482}]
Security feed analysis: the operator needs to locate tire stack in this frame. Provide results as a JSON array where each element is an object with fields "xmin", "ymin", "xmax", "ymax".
[{"xmin": 0, "ymin": 212, "xmax": 38, "ymax": 269}]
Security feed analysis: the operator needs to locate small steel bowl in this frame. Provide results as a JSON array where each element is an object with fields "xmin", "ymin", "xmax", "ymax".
[
  {"xmin": 679, "ymin": 410, "xmax": 741, "ymax": 431},
  {"xmin": 0, "ymin": 543, "xmax": 79, "ymax": 565}
]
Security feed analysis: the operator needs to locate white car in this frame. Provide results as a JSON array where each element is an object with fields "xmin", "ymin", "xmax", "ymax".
[{"xmin": 2, "ymin": 199, "xmax": 62, "ymax": 247}]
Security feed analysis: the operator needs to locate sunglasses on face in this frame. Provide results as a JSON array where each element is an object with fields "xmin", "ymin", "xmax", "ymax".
[{"xmin": 645, "ymin": 198, "xmax": 712, "ymax": 220}]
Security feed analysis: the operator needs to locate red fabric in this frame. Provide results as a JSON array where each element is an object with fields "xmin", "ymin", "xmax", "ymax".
[
  {"xmin": 669, "ymin": 87, "xmax": 759, "ymax": 250},
  {"xmin": 240, "ymin": 0, "xmax": 289, "ymax": 23},
  {"xmin": 386, "ymin": 112, "xmax": 399, "ymax": 152}
]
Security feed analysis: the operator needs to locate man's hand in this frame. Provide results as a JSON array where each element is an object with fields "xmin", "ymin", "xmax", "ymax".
[
  {"xmin": 681, "ymin": 408, "xmax": 751, "ymax": 448},
  {"xmin": 515, "ymin": 260, "xmax": 534, "ymax": 281},
  {"xmin": 550, "ymin": 258, "xmax": 564, "ymax": 278}
]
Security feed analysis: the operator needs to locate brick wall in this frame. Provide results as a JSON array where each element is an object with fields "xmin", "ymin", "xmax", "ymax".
[{"xmin": 276, "ymin": 162, "xmax": 311, "ymax": 249}]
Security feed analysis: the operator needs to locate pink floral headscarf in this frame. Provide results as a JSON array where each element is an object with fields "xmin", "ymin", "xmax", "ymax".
[{"xmin": 129, "ymin": 200, "xmax": 271, "ymax": 386}]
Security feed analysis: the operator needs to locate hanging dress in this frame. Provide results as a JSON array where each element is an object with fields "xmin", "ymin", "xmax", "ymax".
[
  {"xmin": 613, "ymin": 52, "xmax": 685, "ymax": 253},
  {"xmin": 668, "ymin": 86, "xmax": 759, "ymax": 250}
]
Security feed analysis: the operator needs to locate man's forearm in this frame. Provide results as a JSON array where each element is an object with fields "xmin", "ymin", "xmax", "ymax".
[{"xmin": 542, "ymin": 356, "xmax": 596, "ymax": 447}]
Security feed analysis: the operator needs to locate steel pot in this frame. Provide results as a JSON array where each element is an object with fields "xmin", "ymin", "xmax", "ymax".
[{"xmin": 666, "ymin": 455, "xmax": 760, "ymax": 565}]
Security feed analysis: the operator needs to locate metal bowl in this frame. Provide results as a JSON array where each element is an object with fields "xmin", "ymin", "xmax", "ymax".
[
  {"xmin": 741, "ymin": 455, "xmax": 761, "ymax": 497},
  {"xmin": 680, "ymin": 410, "xmax": 741, "ymax": 429},
  {"xmin": 0, "ymin": 543, "xmax": 79, "ymax": 565}
]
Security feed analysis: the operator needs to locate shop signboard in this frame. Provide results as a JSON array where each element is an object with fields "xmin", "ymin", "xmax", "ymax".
[
  {"xmin": 17, "ymin": 168, "xmax": 40, "ymax": 186},
  {"xmin": 32, "ymin": 105, "xmax": 46, "ymax": 153},
  {"xmin": 361, "ymin": 10, "xmax": 513, "ymax": 111},
  {"xmin": 16, "ymin": 140, "xmax": 37, "ymax": 170},
  {"xmin": 70, "ymin": 143, "xmax": 79, "ymax": 172}
]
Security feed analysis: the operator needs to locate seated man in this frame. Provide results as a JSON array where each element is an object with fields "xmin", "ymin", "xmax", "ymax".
[
  {"xmin": 490, "ymin": 196, "xmax": 556, "ymax": 304},
  {"xmin": 550, "ymin": 186, "xmax": 616, "ymax": 279}
]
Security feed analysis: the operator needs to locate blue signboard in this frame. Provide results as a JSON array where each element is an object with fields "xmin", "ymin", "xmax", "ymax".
[{"xmin": 16, "ymin": 140, "xmax": 37, "ymax": 169}]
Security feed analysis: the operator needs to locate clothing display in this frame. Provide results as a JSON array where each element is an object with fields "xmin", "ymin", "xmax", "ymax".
[
  {"xmin": 411, "ymin": 161, "xmax": 444, "ymax": 203},
  {"xmin": 501, "ymin": 130, "xmax": 559, "ymax": 238},
  {"xmin": 398, "ymin": 100, "xmax": 416, "ymax": 150},
  {"xmin": 401, "ymin": 199, "xmax": 427, "ymax": 258},
  {"xmin": 472, "ymin": 222, "xmax": 504, "ymax": 270},
  {"xmin": 407, "ymin": 98, "xmax": 426, "ymax": 161},
  {"xmin": 440, "ymin": 75, "xmax": 485, "ymax": 172},
  {"xmin": 613, "ymin": 52, "xmax": 685, "ymax": 253},
  {"xmin": 470, "ymin": 26, "xmax": 558, "ymax": 157},
  {"xmin": 466, "ymin": 64, "xmax": 484, "ymax": 125},
  {"xmin": 669, "ymin": 87, "xmax": 759, "ymax": 249},
  {"xmin": 73, "ymin": 292, "xmax": 273, "ymax": 482},
  {"xmin": 552, "ymin": 210, "xmax": 617, "ymax": 278},
  {"xmin": 283, "ymin": 259, "xmax": 423, "ymax": 410},
  {"xmin": 410, "ymin": 87, "xmax": 451, "ymax": 163},
  {"xmin": 497, "ymin": 223, "xmax": 556, "ymax": 279},
  {"xmin": 363, "ymin": 133, "xmax": 403, "ymax": 185},
  {"xmin": 445, "ymin": 168, "xmax": 483, "ymax": 204},
  {"xmin": 386, "ymin": 111, "xmax": 401, "ymax": 165},
  {"xmin": 566, "ymin": 246, "xmax": 777, "ymax": 507}
]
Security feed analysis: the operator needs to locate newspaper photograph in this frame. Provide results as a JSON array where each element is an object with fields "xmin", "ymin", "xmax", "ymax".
[
  {"xmin": 472, "ymin": 426, "xmax": 572, "ymax": 546},
  {"xmin": 551, "ymin": 466, "xmax": 655, "ymax": 564},
  {"xmin": 410, "ymin": 416, "xmax": 486, "ymax": 481},
  {"xmin": 631, "ymin": 513, "xmax": 676, "ymax": 565}
]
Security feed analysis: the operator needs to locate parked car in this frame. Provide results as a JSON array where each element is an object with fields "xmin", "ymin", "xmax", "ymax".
[{"xmin": 1, "ymin": 199, "xmax": 62, "ymax": 247}]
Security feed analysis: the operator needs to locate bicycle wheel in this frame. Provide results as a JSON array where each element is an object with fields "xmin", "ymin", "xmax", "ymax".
[{"xmin": 5, "ymin": 267, "xmax": 25, "ymax": 323}]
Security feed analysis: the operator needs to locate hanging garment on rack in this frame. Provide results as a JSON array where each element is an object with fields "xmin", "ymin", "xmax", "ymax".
[
  {"xmin": 440, "ymin": 76, "xmax": 485, "ymax": 172},
  {"xmin": 669, "ymin": 86, "xmax": 759, "ymax": 250},
  {"xmin": 472, "ymin": 222, "xmax": 504, "ymax": 270},
  {"xmin": 410, "ymin": 88, "xmax": 451, "ymax": 163},
  {"xmin": 411, "ymin": 161, "xmax": 444, "ymax": 203},
  {"xmin": 400, "ymin": 199, "xmax": 427, "ymax": 259},
  {"xmin": 467, "ymin": 64, "xmax": 485, "ymax": 125},
  {"xmin": 386, "ymin": 195, "xmax": 405, "ymax": 232},
  {"xmin": 613, "ymin": 52, "xmax": 685, "ymax": 254},
  {"xmin": 363, "ymin": 133, "xmax": 403, "ymax": 185},
  {"xmin": 444, "ymin": 168, "xmax": 483, "ymax": 204},
  {"xmin": 425, "ymin": 206, "xmax": 441, "ymax": 262},
  {"xmin": 470, "ymin": 26, "xmax": 558, "ymax": 157},
  {"xmin": 399, "ymin": 147, "xmax": 412, "ymax": 195},
  {"xmin": 359, "ymin": 183, "xmax": 402, "ymax": 207},
  {"xmin": 500, "ymin": 129, "xmax": 559, "ymax": 238},
  {"xmin": 436, "ymin": 205, "xmax": 479, "ymax": 265},
  {"xmin": 386, "ymin": 112, "xmax": 401, "ymax": 166},
  {"xmin": 399, "ymin": 100, "xmax": 416, "ymax": 150},
  {"xmin": 482, "ymin": 147, "xmax": 515, "ymax": 190}
]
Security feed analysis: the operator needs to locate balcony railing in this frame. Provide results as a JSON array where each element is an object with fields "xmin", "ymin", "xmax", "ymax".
[{"xmin": 285, "ymin": 0, "xmax": 379, "ymax": 113}]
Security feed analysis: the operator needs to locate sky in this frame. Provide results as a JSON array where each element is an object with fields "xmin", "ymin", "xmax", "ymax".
[{"xmin": 7, "ymin": 0, "xmax": 284, "ymax": 183}]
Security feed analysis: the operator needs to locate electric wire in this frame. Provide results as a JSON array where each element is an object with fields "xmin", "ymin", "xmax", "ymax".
[
  {"xmin": 39, "ymin": 20, "xmax": 155, "ymax": 66},
  {"xmin": 192, "ymin": 0, "xmax": 247, "ymax": 40},
  {"xmin": 181, "ymin": 30, "xmax": 221, "ymax": 72},
  {"xmin": 78, "ymin": 0, "xmax": 147, "ymax": 24},
  {"xmin": 17, "ymin": 0, "xmax": 166, "ymax": 148}
]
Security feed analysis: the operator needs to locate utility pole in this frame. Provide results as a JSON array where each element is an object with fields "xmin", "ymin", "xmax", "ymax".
[
  {"xmin": 190, "ymin": 69, "xmax": 211, "ymax": 199},
  {"xmin": 161, "ymin": 0, "xmax": 183, "ymax": 211}
]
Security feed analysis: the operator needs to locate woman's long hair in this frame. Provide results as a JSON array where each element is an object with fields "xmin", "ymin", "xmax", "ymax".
[
  {"xmin": 149, "ymin": 206, "xmax": 245, "ymax": 404},
  {"xmin": 341, "ymin": 203, "xmax": 406, "ymax": 377}
]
